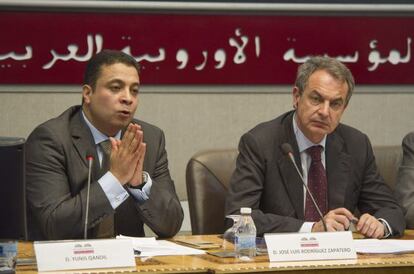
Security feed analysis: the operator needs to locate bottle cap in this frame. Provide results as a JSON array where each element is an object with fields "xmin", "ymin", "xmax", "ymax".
[{"xmin": 240, "ymin": 207, "xmax": 252, "ymax": 214}]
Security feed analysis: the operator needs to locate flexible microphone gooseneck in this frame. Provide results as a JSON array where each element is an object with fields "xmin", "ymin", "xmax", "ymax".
[
  {"xmin": 281, "ymin": 143, "xmax": 328, "ymax": 232},
  {"xmin": 84, "ymin": 155, "xmax": 94, "ymax": 239}
]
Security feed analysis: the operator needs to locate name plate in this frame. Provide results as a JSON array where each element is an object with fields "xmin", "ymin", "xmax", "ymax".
[
  {"xmin": 34, "ymin": 238, "xmax": 135, "ymax": 272},
  {"xmin": 264, "ymin": 231, "xmax": 356, "ymax": 262}
]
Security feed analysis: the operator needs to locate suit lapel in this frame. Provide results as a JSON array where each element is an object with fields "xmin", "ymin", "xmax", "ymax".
[
  {"xmin": 70, "ymin": 109, "xmax": 100, "ymax": 178},
  {"xmin": 325, "ymin": 131, "xmax": 352, "ymax": 209},
  {"xmin": 277, "ymin": 112, "xmax": 305, "ymax": 219}
]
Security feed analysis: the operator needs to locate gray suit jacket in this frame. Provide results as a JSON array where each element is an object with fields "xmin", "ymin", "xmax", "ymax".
[
  {"xmin": 396, "ymin": 131, "xmax": 414, "ymax": 228},
  {"xmin": 26, "ymin": 106, "xmax": 183, "ymax": 240},
  {"xmin": 225, "ymin": 111, "xmax": 405, "ymax": 236}
]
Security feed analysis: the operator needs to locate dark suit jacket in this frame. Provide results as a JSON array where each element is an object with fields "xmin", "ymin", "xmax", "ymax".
[
  {"xmin": 225, "ymin": 111, "xmax": 405, "ymax": 236},
  {"xmin": 26, "ymin": 106, "xmax": 183, "ymax": 240},
  {"xmin": 396, "ymin": 131, "xmax": 414, "ymax": 228}
]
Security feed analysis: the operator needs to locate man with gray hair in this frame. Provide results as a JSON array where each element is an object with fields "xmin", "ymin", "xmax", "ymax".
[{"xmin": 226, "ymin": 56, "xmax": 405, "ymax": 238}]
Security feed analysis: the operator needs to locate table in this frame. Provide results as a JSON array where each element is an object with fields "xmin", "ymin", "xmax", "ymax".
[{"xmin": 15, "ymin": 231, "xmax": 414, "ymax": 274}]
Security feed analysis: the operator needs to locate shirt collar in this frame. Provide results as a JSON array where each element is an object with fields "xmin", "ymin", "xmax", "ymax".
[
  {"xmin": 81, "ymin": 111, "xmax": 121, "ymax": 145},
  {"xmin": 292, "ymin": 112, "xmax": 326, "ymax": 153}
]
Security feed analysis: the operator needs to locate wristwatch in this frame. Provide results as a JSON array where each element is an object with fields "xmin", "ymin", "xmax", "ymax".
[{"xmin": 127, "ymin": 172, "xmax": 148, "ymax": 190}]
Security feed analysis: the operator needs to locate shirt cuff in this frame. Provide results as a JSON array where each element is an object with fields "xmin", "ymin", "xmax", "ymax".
[
  {"xmin": 127, "ymin": 172, "xmax": 153, "ymax": 203},
  {"xmin": 299, "ymin": 222, "xmax": 315, "ymax": 233},
  {"xmin": 98, "ymin": 171, "xmax": 129, "ymax": 209},
  {"xmin": 378, "ymin": 218, "xmax": 393, "ymax": 238}
]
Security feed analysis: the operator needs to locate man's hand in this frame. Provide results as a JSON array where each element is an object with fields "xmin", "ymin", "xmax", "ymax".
[
  {"xmin": 312, "ymin": 208, "xmax": 357, "ymax": 232},
  {"xmin": 109, "ymin": 123, "xmax": 142, "ymax": 184},
  {"xmin": 356, "ymin": 213, "xmax": 385, "ymax": 239},
  {"xmin": 128, "ymin": 137, "xmax": 147, "ymax": 187}
]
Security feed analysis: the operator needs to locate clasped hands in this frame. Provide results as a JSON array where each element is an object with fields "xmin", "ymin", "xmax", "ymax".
[
  {"xmin": 311, "ymin": 208, "xmax": 386, "ymax": 239},
  {"xmin": 108, "ymin": 123, "xmax": 146, "ymax": 187}
]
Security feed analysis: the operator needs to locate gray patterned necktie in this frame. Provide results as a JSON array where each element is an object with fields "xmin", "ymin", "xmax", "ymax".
[{"xmin": 100, "ymin": 139, "xmax": 112, "ymax": 171}]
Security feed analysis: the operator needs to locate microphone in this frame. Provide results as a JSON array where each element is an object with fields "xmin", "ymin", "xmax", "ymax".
[
  {"xmin": 84, "ymin": 154, "xmax": 94, "ymax": 239},
  {"xmin": 281, "ymin": 143, "xmax": 328, "ymax": 232}
]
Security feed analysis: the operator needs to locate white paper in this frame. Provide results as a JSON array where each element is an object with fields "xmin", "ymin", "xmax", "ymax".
[
  {"xmin": 116, "ymin": 235, "xmax": 205, "ymax": 257},
  {"xmin": 354, "ymin": 239, "xmax": 414, "ymax": 254}
]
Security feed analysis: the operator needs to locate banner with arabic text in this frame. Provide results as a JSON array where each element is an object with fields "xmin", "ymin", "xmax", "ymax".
[{"xmin": 0, "ymin": 11, "xmax": 413, "ymax": 85}]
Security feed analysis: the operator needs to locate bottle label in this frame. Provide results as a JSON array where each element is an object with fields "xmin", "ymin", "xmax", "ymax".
[{"xmin": 236, "ymin": 235, "xmax": 256, "ymax": 249}]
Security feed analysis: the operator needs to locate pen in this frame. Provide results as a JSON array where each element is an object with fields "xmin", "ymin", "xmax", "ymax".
[{"xmin": 348, "ymin": 218, "xmax": 359, "ymax": 232}]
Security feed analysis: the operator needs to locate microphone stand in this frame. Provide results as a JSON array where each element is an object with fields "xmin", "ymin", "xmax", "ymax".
[{"xmin": 84, "ymin": 156, "xmax": 93, "ymax": 239}]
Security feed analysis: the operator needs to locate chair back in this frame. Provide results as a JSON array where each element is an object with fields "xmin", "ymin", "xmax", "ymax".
[
  {"xmin": 0, "ymin": 137, "xmax": 28, "ymax": 240},
  {"xmin": 372, "ymin": 145, "xmax": 402, "ymax": 191},
  {"xmin": 186, "ymin": 149, "xmax": 238, "ymax": 235}
]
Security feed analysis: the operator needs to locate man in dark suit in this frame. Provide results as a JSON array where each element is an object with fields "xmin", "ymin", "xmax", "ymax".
[
  {"xmin": 26, "ymin": 50, "xmax": 183, "ymax": 240},
  {"xmin": 225, "ymin": 56, "xmax": 405, "ymax": 238},
  {"xmin": 396, "ymin": 132, "xmax": 414, "ymax": 228}
]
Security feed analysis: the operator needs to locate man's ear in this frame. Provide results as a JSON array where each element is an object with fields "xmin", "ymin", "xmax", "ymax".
[
  {"xmin": 292, "ymin": 86, "xmax": 300, "ymax": 109},
  {"xmin": 82, "ymin": 85, "xmax": 93, "ymax": 104}
]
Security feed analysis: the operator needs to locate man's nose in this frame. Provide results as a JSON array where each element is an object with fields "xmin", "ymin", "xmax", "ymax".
[
  {"xmin": 120, "ymin": 89, "xmax": 133, "ymax": 105},
  {"xmin": 318, "ymin": 101, "xmax": 330, "ymax": 117}
]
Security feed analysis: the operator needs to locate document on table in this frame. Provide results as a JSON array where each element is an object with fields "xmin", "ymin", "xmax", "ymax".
[
  {"xmin": 116, "ymin": 235, "xmax": 205, "ymax": 257},
  {"xmin": 354, "ymin": 239, "xmax": 414, "ymax": 254}
]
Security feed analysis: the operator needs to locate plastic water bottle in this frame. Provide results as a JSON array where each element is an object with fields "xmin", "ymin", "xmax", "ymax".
[{"xmin": 235, "ymin": 207, "xmax": 256, "ymax": 260}]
